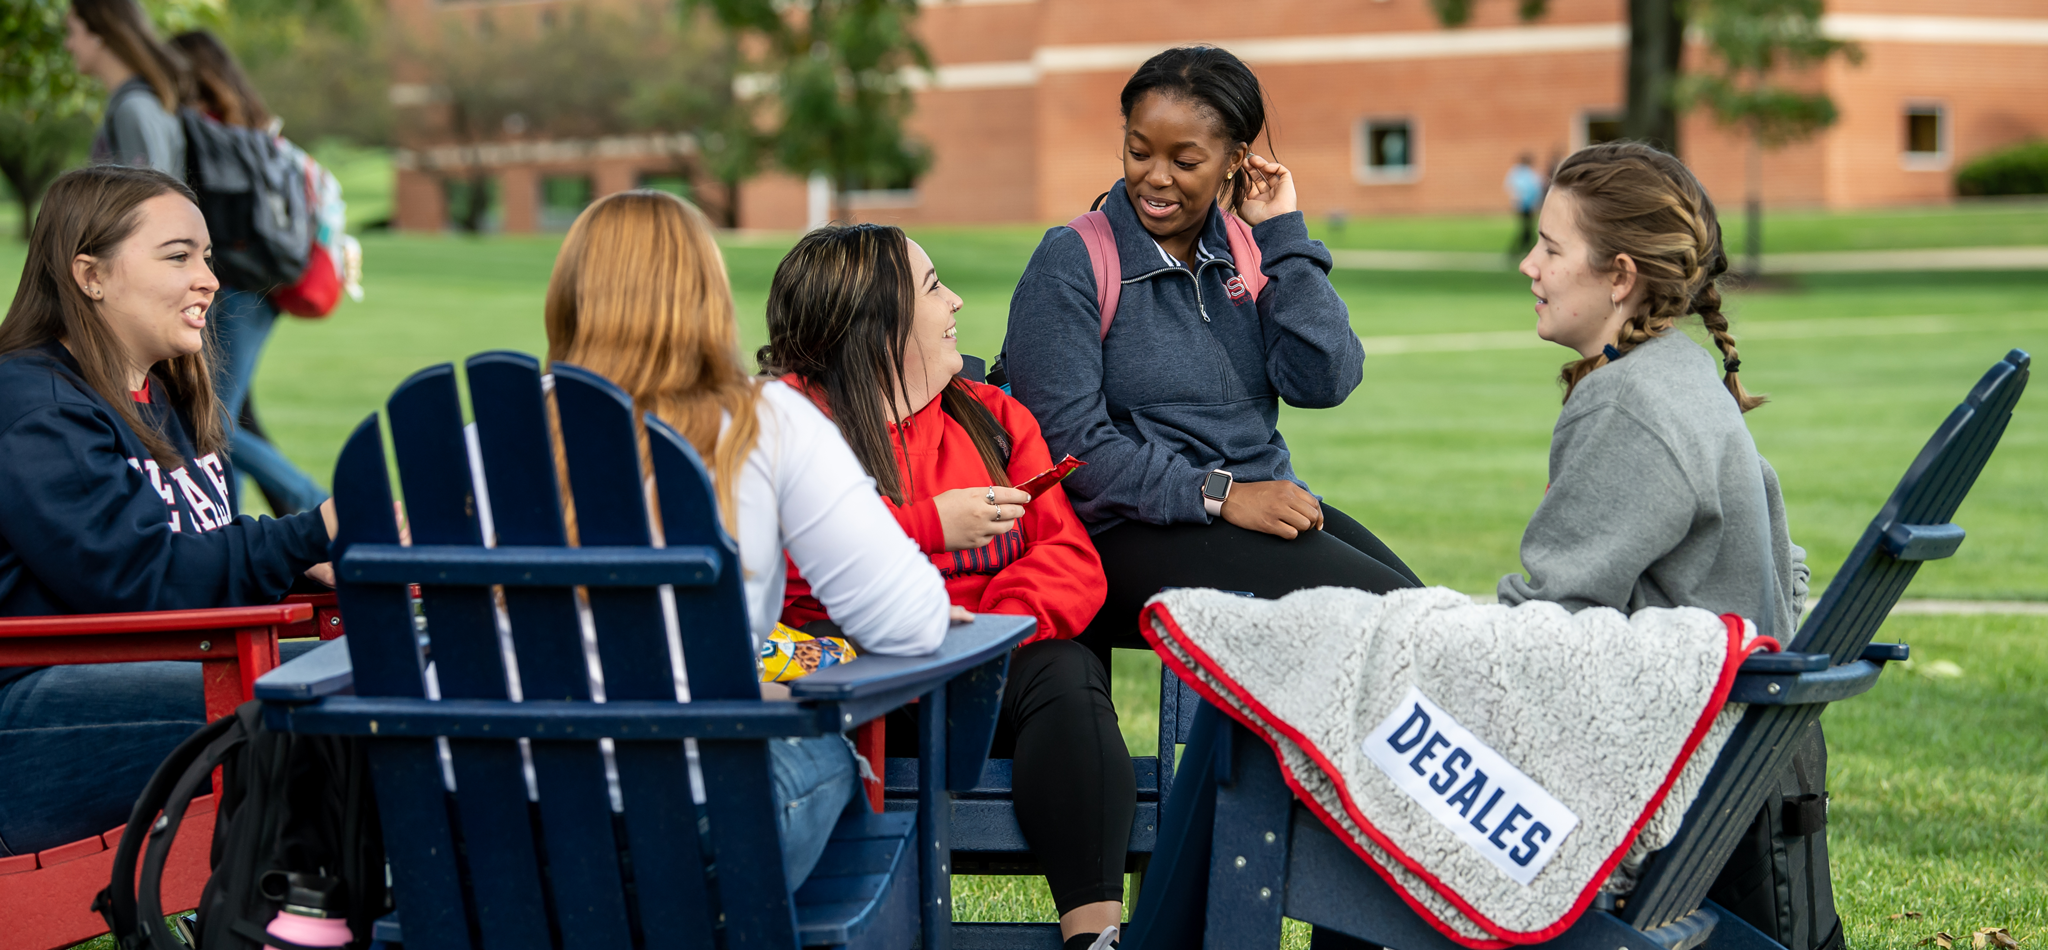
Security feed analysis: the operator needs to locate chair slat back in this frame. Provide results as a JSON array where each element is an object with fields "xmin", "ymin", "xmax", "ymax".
[
  {"xmin": 1794, "ymin": 349, "xmax": 2029, "ymax": 663},
  {"xmin": 333, "ymin": 355, "xmax": 805, "ymax": 949},
  {"xmin": 1625, "ymin": 349, "xmax": 2029, "ymax": 929}
]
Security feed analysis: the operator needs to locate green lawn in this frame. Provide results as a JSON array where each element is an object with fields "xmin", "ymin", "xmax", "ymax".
[{"xmin": 9, "ymin": 210, "xmax": 2043, "ymax": 950}]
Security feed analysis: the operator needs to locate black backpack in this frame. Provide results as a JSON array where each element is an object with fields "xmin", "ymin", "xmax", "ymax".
[
  {"xmin": 1707, "ymin": 720, "xmax": 1841, "ymax": 950},
  {"xmin": 180, "ymin": 109, "xmax": 312, "ymax": 293},
  {"xmin": 95, "ymin": 701, "xmax": 389, "ymax": 950}
]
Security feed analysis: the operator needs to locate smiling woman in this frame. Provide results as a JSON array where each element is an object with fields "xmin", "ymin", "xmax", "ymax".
[
  {"xmin": 0, "ymin": 165, "xmax": 336, "ymax": 859},
  {"xmin": 1000, "ymin": 47, "xmax": 1421, "ymax": 707}
]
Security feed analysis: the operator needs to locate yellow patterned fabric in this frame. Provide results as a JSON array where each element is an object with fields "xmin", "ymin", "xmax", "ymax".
[{"xmin": 759, "ymin": 623, "xmax": 859, "ymax": 682}]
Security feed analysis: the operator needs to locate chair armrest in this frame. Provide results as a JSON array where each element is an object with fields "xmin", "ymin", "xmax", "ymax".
[
  {"xmin": 1737, "ymin": 651, "xmax": 1830, "ymax": 674},
  {"xmin": 1862, "ymin": 642, "xmax": 1910, "ymax": 663},
  {"xmin": 255, "ymin": 636, "xmax": 355, "ymax": 703},
  {"xmin": 788, "ymin": 615, "xmax": 1035, "ymax": 702},
  {"xmin": 1729, "ymin": 658, "xmax": 1885, "ymax": 705},
  {"xmin": 0, "ymin": 603, "xmax": 313, "ymax": 638}
]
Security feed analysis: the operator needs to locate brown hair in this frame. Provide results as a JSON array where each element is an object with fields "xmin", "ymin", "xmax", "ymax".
[
  {"xmin": 171, "ymin": 30, "xmax": 271, "ymax": 130},
  {"xmin": 759, "ymin": 224, "xmax": 1009, "ymax": 505},
  {"xmin": 71, "ymin": 0, "xmax": 189, "ymax": 111},
  {"xmin": 544, "ymin": 190, "xmax": 761, "ymax": 532},
  {"xmin": 1548, "ymin": 141, "xmax": 1763, "ymax": 412},
  {"xmin": 0, "ymin": 165, "xmax": 226, "ymax": 468}
]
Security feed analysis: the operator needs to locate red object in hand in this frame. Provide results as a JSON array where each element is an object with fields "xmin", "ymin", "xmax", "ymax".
[{"xmin": 1016, "ymin": 455, "xmax": 1086, "ymax": 499}]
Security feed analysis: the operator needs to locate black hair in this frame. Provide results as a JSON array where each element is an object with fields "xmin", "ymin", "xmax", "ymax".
[{"xmin": 1118, "ymin": 46, "xmax": 1271, "ymax": 214}]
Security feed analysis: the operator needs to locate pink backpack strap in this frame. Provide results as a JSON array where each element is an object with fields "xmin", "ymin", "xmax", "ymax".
[
  {"xmin": 1222, "ymin": 212, "xmax": 1267, "ymax": 301},
  {"xmin": 1066, "ymin": 210, "xmax": 1121, "ymax": 340}
]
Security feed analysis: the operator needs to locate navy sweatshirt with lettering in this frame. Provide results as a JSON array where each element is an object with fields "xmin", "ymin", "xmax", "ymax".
[{"xmin": 0, "ymin": 343, "xmax": 330, "ymax": 686}]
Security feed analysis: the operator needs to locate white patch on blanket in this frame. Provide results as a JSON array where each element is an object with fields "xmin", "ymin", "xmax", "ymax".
[
  {"xmin": 1364, "ymin": 687, "xmax": 1581, "ymax": 885},
  {"xmin": 1146, "ymin": 586, "xmax": 1749, "ymax": 945}
]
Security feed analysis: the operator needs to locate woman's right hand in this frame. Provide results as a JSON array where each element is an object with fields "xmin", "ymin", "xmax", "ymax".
[
  {"xmin": 935, "ymin": 486, "xmax": 1032, "ymax": 551},
  {"xmin": 1219, "ymin": 480, "xmax": 1325, "ymax": 539}
]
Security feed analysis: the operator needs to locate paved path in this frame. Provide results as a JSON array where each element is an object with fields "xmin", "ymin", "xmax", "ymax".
[
  {"xmin": 1462, "ymin": 593, "xmax": 2048, "ymax": 615},
  {"xmin": 1359, "ymin": 312, "xmax": 2048, "ymax": 356},
  {"xmin": 1329, "ymin": 245, "xmax": 2048, "ymax": 273}
]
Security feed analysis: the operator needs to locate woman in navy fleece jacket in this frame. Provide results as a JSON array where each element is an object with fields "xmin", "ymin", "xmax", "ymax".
[
  {"xmin": 1001, "ymin": 47, "xmax": 1421, "ymax": 665},
  {"xmin": 0, "ymin": 166, "xmax": 334, "ymax": 856}
]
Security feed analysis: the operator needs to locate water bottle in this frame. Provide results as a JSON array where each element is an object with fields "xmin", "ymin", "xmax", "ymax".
[{"xmin": 264, "ymin": 873, "xmax": 354, "ymax": 948}]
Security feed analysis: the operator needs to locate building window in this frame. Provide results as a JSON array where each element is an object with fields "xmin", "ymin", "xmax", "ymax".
[
  {"xmin": 1903, "ymin": 103, "xmax": 1948, "ymax": 169},
  {"xmin": 1578, "ymin": 110, "xmax": 1623, "ymax": 149},
  {"xmin": 1356, "ymin": 118, "xmax": 1418, "ymax": 183},
  {"xmin": 540, "ymin": 175, "xmax": 592, "ymax": 231}
]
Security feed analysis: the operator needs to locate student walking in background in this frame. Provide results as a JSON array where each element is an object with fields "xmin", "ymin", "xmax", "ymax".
[
  {"xmin": 1505, "ymin": 153, "xmax": 1545, "ymax": 254},
  {"xmin": 65, "ymin": 0, "xmax": 187, "ymax": 179},
  {"xmin": 1001, "ymin": 46, "xmax": 1421, "ymax": 672},
  {"xmin": 0, "ymin": 166, "xmax": 337, "ymax": 857},
  {"xmin": 542, "ymin": 191, "xmax": 953, "ymax": 888},
  {"xmin": 762, "ymin": 225, "xmax": 1130, "ymax": 950},
  {"xmin": 171, "ymin": 30, "xmax": 330, "ymax": 515}
]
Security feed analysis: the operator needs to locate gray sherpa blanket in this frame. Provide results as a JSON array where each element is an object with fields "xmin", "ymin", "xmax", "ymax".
[{"xmin": 1143, "ymin": 586, "xmax": 1773, "ymax": 947}]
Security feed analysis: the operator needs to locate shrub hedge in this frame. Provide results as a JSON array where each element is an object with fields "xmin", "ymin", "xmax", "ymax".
[{"xmin": 1956, "ymin": 140, "xmax": 2048, "ymax": 197}]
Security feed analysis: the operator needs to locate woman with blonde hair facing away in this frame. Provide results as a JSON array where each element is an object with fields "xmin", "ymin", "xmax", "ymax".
[
  {"xmin": 763, "ymin": 225, "xmax": 1127, "ymax": 950},
  {"xmin": 542, "ymin": 190, "xmax": 953, "ymax": 886}
]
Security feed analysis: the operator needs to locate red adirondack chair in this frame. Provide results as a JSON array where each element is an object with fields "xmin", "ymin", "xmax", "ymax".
[{"xmin": 0, "ymin": 593, "xmax": 343, "ymax": 950}]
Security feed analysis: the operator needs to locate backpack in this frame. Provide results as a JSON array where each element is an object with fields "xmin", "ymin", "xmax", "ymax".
[
  {"xmin": 1706, "ymin": 720, "xmax": 1841, "ymax": 950},
  {"xmin": 95, "ymin": 702, "xmax": 389, "ymax": 950},
  {"xmin": 987, "ymin": 195, "xmax": 1267, "ymax": 391},
  {"xmin": 271, "ymin": 151, "xmax": 362, "ymax": 318},
  {"xmin": 180, "ymin": 109, "xmax": 313, "ymax": 294}
]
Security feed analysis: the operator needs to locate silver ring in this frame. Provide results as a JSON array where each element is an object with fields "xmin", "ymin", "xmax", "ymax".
[{"xmin": 986, "ymin": 487, "xmax": 997, "ymax": 506}]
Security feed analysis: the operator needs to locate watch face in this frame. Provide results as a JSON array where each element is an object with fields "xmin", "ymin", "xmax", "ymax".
[{"xmin": 1203, "ymin": 471, "xmax": 1232, "ymax": 499}]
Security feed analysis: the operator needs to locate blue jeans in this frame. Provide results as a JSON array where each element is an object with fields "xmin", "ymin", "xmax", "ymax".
[
  {"xmin": 213, "ymin": 288, "xmax": 328, "ymax": 514},
  {"xmin": 770, "ymin": 734, "xmax": 857, "ymax": 886},
  {"xmin": 0, "ymin": 661, "xmax": 204, "ymax": 856}
]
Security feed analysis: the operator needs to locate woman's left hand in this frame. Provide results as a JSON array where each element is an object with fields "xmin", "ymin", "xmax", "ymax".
[{"xmin": 1236, "ymin": 153, "xmax": 1297, "ymax": 226}]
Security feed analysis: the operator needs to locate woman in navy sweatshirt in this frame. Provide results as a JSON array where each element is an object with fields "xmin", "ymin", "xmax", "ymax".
[
  {"xmin": 1001, "ymin": 47, "xmax": 1421, "ymax": 666},
  {"xmin": 0, "ymin": 165, "xmax": 334, "ymax": 857}
]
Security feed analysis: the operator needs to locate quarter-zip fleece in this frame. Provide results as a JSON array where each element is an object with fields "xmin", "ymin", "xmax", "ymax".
[
  {"xmin": 1002, "ymin": 179, "xmax": 1365, "ymax": 533},
  {"xmin": 0, "ymin": 343, "xmax": 330, "ymax": 685},
  {"xmin": 779, "ymin": 376, "xmax": 1105, "ymax": 645}
]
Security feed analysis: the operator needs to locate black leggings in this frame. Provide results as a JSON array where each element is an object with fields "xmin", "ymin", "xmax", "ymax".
[
  {"xmin": 1078, "ymin": 503, "xmax": 1423, "ymax": 668},
  {"xmin": 885, "ymin": 638, "xmax": 1134, "ymax": 914}
]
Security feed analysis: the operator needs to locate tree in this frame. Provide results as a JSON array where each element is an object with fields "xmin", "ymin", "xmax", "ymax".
[
  {"xmin": 1426, "ymin": 0, "xmax": 1684, "ymax": 153},
  {"xmin": 1678, "ymin": 0, "xmax": 1858, "ymax": 274},
  {"xmin": 213, "ymin": 0, "xmax": 393, "ymax": 147},
  {"xmin": 690, "ymin": 0, "xmax": 932, "ymax": 222},
  {"xmin": 0, "ymin": 0, "xmax": 216, "ymax": 239}
]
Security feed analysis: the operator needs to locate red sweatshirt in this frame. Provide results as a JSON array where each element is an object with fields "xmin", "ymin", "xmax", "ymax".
[{"xmin": 779, "ymin": 376, "xmax": 1105, "ymax": 645}]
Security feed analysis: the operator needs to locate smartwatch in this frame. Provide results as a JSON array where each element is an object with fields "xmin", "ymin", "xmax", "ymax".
[{"xmin": 1201, "ymin": 469, "xmax": 1234, "ymax": 517}]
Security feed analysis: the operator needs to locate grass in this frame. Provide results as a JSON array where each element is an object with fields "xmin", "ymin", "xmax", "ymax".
[{"xmin": 9, "ymin": 205, "xmax": 2043, "ymax": 949}]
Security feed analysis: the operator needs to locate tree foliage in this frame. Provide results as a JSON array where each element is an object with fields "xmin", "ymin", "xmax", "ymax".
[
  {"xmin": 0, "ymin": 0, "xmax": 219, "ymax": 237},
  {"xmin": 1678, "ymin": 0, "xmax": 1859, "ymax": 147},
  {"xmin": 690, "ymin": 0, "xmax": 932, "ymax": 210}
]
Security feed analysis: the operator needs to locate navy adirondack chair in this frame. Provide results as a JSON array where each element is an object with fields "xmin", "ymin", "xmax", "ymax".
[
  {"xmin": 1124, "ymin": 349, "xmax": 2030, "ymax": 950},
  {"xmin": 253, "ymin": 352, "xmax": 1034, "ymax": 949},
  {"xmin": 889, "ymin": 357, "xmax": 1207, "ymax": 949}
]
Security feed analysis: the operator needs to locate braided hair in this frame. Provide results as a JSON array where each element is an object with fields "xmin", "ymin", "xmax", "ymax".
[{"xmin": 1549, "ymin": 142, "xmax": 1764, "ymax": 412}]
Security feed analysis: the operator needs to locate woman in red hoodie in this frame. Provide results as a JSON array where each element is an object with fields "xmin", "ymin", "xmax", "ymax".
[{"xmin": 764, "ymin": 224, "xmax": 1131, "ymax": 950}]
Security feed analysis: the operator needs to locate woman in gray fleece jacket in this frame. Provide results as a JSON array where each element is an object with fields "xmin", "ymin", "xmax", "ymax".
[
  {"xmin": 1497, "ymin": 142, "xmax": 1808, "ymax": 643},
  {"xmin": 67, "ymin": 0, "xmax": 189, "ymax": 180},
  {"xmin": 1003, "ymin": 47, "xmax": 1421, "ymax": 677}
]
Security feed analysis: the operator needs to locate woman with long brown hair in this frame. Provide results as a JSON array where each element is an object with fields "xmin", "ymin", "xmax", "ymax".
[
  {"xmin": 0, "ymin": 165, "xmax": 335, "ymax": 857},
  {"xmin": 166, "ymin": 28, "xmax": 331, "ymax": 516},
  {"xmin": 543, "ymin": 190, "xmax": 952, "ymax": 886},
  {"xmin": 65, "ymin": 0, "xmax": 189, "ymax": 178},
  {"xmin": 763, "ymin": 224, "xmax": 1128, "ymax": 950}
]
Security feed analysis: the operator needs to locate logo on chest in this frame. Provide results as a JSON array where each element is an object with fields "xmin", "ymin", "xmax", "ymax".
[{"xmin": 1224, "ymin": 275, "xmax": 1251, "ymax": 303}]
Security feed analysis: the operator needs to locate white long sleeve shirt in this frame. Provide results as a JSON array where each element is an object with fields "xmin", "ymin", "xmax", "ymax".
[{"xmin": 733, "ymin": 381, "xmax": 950, "ymax": 655}]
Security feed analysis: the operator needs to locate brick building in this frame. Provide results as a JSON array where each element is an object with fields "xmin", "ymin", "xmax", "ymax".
[{"xmin": 389, "ymin": 0, "xmax": 2048, "ymax": 232}]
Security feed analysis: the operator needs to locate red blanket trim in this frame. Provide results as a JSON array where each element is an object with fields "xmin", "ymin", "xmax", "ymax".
[{"xmin": 1139, "ymin": 599, "xmax": 1775, "ymax": 946}]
